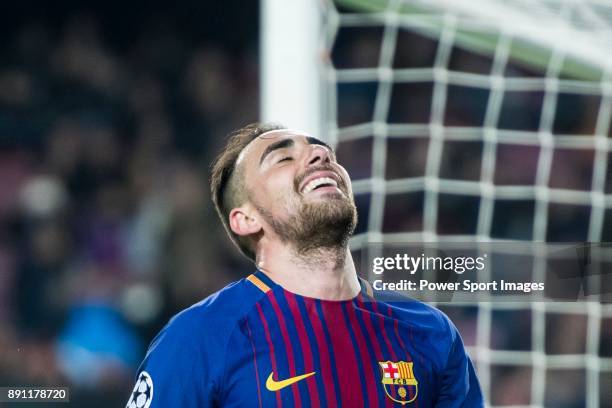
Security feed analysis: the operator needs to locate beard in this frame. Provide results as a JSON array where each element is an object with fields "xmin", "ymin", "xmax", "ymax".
[{"xmin": 254, "ymin": 192, "xmax": 358, "ymax": 255}]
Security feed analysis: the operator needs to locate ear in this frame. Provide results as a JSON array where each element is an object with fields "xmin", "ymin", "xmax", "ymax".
[{"xmin": 229, "ymin": 206, "xmax": 262, "ymax": 237}]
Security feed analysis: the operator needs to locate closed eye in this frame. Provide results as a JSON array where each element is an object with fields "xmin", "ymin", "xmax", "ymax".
[{"xmin": 277, "ymin": 156, "xmax": 292, "ymax": 163}]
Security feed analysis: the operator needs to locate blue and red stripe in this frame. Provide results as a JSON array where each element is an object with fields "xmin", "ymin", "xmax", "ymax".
[
  {"xmin": 294, "ymin": 295, "xmax": 333, "ymax": 407},
  {"xmin": 282, "ymin": 291, "xmax": 321, "ymax": 407},
  {"xmin": 255, "ymin": 303, "xmax": 283, "ymax": 408},
  {"xmin": 311, "ymin": 299, "xmax": 344, "ymax": 406},
  {"xmin": 267, "ymin": 292, "xmax": 302, "ymax": 407},
  {"xmin": 354, "ymin": 295, "xmax": 394, "ymax": 407}
]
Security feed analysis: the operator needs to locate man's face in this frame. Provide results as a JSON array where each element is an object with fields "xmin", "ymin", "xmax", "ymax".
[{"xmin": 237, "ymin": 129, "xmax": 357, "ymax": 253}]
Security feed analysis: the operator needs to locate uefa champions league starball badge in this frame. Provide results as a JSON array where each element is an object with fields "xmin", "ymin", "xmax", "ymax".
[{"xmin": 126, "ymin": 371, "xmax": 153, "ymax": 408}]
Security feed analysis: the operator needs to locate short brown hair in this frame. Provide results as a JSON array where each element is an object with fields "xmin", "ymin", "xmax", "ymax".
[{"xmin": 210, "ymin": 122, "xmax": 285, "ymax": 261}]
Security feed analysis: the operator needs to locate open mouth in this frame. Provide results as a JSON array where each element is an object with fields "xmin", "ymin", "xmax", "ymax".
[{"xmin": 301, "ymin": 176, "xmax": 339, "ymax": 194}]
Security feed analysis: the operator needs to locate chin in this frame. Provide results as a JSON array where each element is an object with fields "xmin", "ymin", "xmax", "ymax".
[{"xmin": 297, "ymin": 198, "xmax": 358, "ymax": 248}]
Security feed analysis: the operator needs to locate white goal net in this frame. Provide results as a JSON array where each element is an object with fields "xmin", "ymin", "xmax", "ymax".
[{"xmin": 319, "ymin": 0, "xmax": 612, "ymax": 406}]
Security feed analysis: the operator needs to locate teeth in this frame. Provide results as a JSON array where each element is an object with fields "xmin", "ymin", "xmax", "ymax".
[{"xmin": 302, "ymin": 177, "xmax": 338, "ymax": 194}]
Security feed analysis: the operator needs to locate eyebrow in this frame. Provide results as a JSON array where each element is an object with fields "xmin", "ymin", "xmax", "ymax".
[
  {"xmin": 259, "ymin": 138, "xmax": 294, "ymax": 165},
  {"xmin": 259, "ymin": 137, "xmax": 334, "ymax": 165}
]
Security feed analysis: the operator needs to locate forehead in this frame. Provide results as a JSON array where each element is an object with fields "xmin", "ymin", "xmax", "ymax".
[{"xmin": 236, "ymin": 129, "xmax": 323, "ymax": 166}]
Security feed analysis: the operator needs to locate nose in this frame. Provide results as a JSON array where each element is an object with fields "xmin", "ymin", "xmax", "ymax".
[{"xmin": 306, "ymin": 144, "xmax": 331, "ymax": 166}]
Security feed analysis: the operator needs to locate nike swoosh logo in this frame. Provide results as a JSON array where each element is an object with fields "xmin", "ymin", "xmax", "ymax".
[{"xmin": 265, "ymin": 371, "xmax": 316, "ymax": 391}]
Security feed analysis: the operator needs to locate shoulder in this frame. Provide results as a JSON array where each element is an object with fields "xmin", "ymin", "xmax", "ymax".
[
  {"xmin": 143, "ymin": 275, "xmax": 268, "ymax": 366},
  {"xmin": 128, "ymin": 275, "xmax": 268, "ymax": 406},
  {"xmin": 139, "ymin": 275, "xmax": 267, "ymax": 379},
  {"xmin": 153, "ymin": 276, "xmax": 266, "ymax": 349}
]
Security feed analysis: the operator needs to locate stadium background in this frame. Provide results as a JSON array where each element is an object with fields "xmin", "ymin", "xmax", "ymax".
[{"xmin": 0, "ymin": 0, "xmax": 609, "ymax": 407}]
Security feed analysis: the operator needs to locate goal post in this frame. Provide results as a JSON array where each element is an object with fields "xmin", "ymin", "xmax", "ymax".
[{"xmin": 260, "ymin": 0, "xmax": 324, "ymax": 136}]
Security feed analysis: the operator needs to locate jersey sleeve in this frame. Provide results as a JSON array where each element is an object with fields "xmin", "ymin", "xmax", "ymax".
[
  {"xmin": 125, "ymin": 317, "xmax": 217, "ymax": 408},
  {"xmin": 435, "ymin": 318, "xmax": 484, "ymax": 407}
]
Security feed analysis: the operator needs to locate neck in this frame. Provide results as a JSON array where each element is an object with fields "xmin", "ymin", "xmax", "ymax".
[{"xmin": 255, "ymin": 239, "xmax": 361, "ymax": 301}]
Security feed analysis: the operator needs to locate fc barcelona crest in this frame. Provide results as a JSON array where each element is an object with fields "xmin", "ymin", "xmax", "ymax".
[{"xmin": 378, "ymin": 361, "xmax": 418, "ymax": 405}]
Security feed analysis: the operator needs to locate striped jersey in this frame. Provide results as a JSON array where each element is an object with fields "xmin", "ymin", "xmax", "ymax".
[{"xmin": 126, "ymin": 270, "xmax": 483, "ymax": 407}]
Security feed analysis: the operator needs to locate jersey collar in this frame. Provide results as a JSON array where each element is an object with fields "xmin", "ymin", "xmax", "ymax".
[{"xmin": 249, "ymin": 269, "xmax": 373, "ymax": 300}]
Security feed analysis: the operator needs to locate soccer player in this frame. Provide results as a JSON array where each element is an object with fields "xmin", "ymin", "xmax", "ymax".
[{"xmin": 126, "ymin": 123, "xmax": 483, "ymax": 407}]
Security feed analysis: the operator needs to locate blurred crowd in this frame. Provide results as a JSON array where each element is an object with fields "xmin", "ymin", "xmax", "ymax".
[
  {"xmin": 0, "ymin": 2, "xmax": 257, "ymax": 405},
  {"xmin": 0, "ymin": 1, "xmax": 609, "ymax": 407}
]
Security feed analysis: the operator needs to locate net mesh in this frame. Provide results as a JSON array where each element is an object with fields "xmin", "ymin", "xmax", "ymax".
[{"xmin": 322, "ymin": 0, "xmax": 612, "ymax": 406}]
